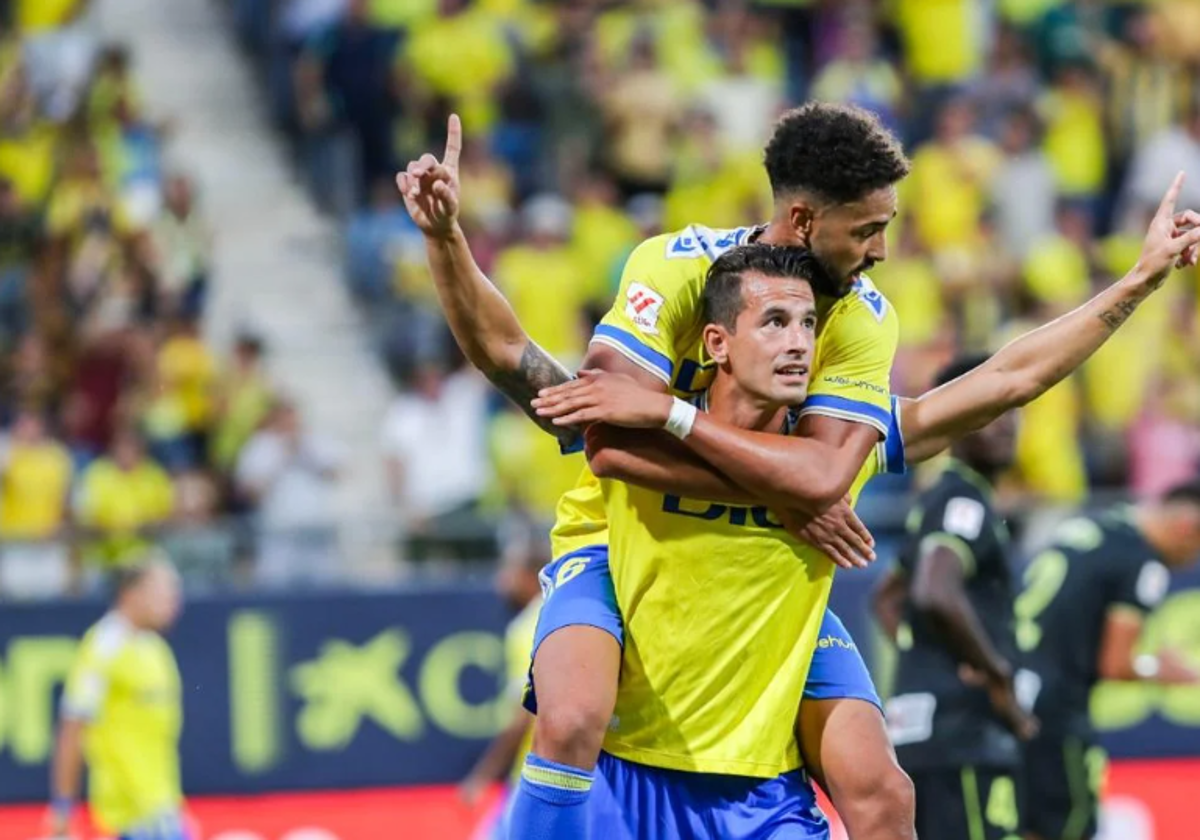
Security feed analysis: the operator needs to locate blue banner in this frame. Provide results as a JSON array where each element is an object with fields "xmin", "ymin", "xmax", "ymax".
[{"xmin": 1, "ymin": 566, "xmax": 1197, "ymax": 803}]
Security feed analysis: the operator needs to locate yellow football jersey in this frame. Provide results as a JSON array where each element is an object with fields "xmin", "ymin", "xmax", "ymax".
[
  {"xmin": 603, "ymin": 441, "xmax": 894, "ymax": 777},
  {"xmin": 61, "ymin": 613, "xmax": 183, "ymax": 834},
  {"xmin": 550, "ymin": 224, "xmax": 900, "ymax": 559}
]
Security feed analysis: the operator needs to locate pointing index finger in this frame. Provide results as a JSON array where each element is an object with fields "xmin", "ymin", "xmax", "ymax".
[
  {"xmin": 1158, "ymin": 170, "xmax": 1186, "ymax": 220},
  {"xmin": 444, "ymin": 113, "xmax": 463, "ymax": 174}
]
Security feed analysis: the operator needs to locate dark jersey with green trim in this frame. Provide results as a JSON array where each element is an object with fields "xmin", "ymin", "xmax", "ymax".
[
  {"xmin": 1017, "ymin": 506, "xmax": 1170, "ymax": 739},
  {"xmin": 888, "ymin": 460, "xmax": 1019, "ymax": 771}
]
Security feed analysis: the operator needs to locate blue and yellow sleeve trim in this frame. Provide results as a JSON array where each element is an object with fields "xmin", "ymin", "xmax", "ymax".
[
  {"xmin": 797, "ymin": 394, "xmax": 893, "ymax": 437},
  {"xmin": 590, "ymin": 325, "xmax": 673, "ymax": 385}
]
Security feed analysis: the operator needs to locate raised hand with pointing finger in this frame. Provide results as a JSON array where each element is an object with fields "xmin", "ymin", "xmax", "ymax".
[{"xmin": 397, "ymin": 113, "xmax": 463, "ymax": 240}]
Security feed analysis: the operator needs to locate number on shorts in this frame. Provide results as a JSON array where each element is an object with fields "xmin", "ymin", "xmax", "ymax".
[{"xmin": 556, "ymin": 555, "xmax": 591, "ymax": 587}]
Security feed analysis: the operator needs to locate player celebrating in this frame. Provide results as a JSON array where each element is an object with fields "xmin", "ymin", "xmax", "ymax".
[
  {"xmin": 1018, "ymin": 484, "xmax": 1200, "ymax": 840},
  {"xmin": 49, "ymin": 556, "xmax": 188, "ymax": 840},
  {"xmin": 872, "ymin": 354, "xmax": 1035, "ymax": 840},
  {"xmin": 530, "ymin": 207, "xmax": 1200, "ymax": 835},
  {"xmin": 401, "ymin": 107, "xmax": 1200, "ymax": 838},
  {"xmin": 403, "ymin": 104, "xmax": 916, "ymax": 840}
]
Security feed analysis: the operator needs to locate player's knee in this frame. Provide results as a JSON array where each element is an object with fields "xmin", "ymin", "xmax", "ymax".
[{"xmin": 533, "ymin": 699, "xmax": 610, "ymax": 766}]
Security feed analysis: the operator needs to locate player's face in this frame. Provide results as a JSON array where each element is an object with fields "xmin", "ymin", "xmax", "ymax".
[
  {"xmin": 138, "ymin": 564, "xmax": 183, "ymax": 631},
  {"xmin": 966, "ymin": 409, "xmax": 1019, "ymax": 472},
  {"xmin": 711, "ymin": 274, "xmax": 817, "ymax": 405},
  {"xmin": 805, "ymin": 186, "xmax": 897, "ymax": 289}
]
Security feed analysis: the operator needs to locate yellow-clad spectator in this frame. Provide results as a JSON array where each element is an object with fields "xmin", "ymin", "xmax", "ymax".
[
  {"xmin": 663, "ymin": 109, "xmax": 771, "ymax": 233},
  {"xmin": 570, "ymin": 174, "xmax": 638, "ymax": 305},
  {"xmin": 400, "ymin": 0, "xmax": 514, "ymax": 135},
  {"xmin": 458, "ymin": 137, "xmax": 515, "ymax": 235},
  {"xmin": 211, "ymin": 332, "xmax": 273, "ymax": 475},
  {"xmin": 1022, "ymin": 205, "xmax": 1093, "ymax": 308},
  {"xmin": 76, "ymin": 430, "xmax": 174, "ymax": 568},
  {"xmin": 0, "ymin": 66, "xmax": 59, "ymax": 207},
  {"xmin": 14, "ymin": 0, "xmax": 87, "ymax": 32},
  {"xmin": 45, "ymin": 141, "xmax": 127, "ymax": 244},
  {"xmin": 594, "ymin": 0, "xmax": 721, "ymax": 97},
  {"xmin": 1013, "ymin": 375, "xmax": 1089, "ymax": 503},
  {"xmin": 869, "ymin": 224, "xmax": 946, "ymax": 349},
  {"xmin": 904, "ymin": 99, "xmax": 1001, "ymax": 256},
  {"xmin": 369, "ymin": 0, "xmax": 436, "ymax": 28},
  {"xmin": 142, "ymin": 316, "xmax": 217, "ymax": 471},
  {"xmin": 811, "ymin": 23, "xmax": 903, "ymax": 129},
  {"xmin": 493, "ymin": 195, "xmax": 591, "ymax": 364},
  {"xmin": 0, "ymin": 410, "xmax": 73, "ymax": 599},
  {"xmin": 600, "ymin": 34, "xmax": 682, "ymax": 197},
  {"xmin": 892, "ymin": 0, "xmax": 982, "ymax": 86},
  {"xmin": 0, "ymin": 409, "xmax": 72, "ymax": 540},
  {"xmin": 1039, "ymin": 65, "xmax": 1107, "ymax": 200}
]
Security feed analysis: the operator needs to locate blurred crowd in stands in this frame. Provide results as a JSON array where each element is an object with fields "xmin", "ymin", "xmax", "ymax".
[
  {"xmin": 0, "ymin": 0, "xmax": 350, "ymax": 598},
  {"xmin": 228, "ymin": 0, "xmax": 1200, "ymax": 529},
  {"xmin": 4, "ymin": 0, "xmax": 1200, "ymax": 599}
]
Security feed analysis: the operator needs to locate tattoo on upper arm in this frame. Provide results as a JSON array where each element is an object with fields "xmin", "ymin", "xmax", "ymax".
[
  {"xmin": 1097, "ymin": 297, "xmax": 1141, "ymax": 331},
  {"xmin": 486, "ymin": 341, "xmax": 581, "ymax": 447}
]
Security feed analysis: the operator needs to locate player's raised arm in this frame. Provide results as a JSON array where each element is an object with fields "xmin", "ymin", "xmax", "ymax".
[
  {"xmin": 399, "ymin": 115, "xmax": 578, "ymax": 447},
  {"xmin": 900, "ymin": 172, "xmax": 1200, "ymax": 464}
]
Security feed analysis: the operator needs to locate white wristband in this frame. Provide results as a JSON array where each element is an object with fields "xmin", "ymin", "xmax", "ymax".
[
  {"xmin": 664, "ymin": 397, "xmax": 698, "ymax": 440},
  {"xmin": 1133, "ymin": 654, "xmax": 1161, "ymax": 680}
]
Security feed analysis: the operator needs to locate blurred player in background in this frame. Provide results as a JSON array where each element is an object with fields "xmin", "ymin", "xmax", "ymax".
[
  {"xmin": 874, "ymin": 354, "xmax": 1035, "ymax": 840},
  {"xmin": 460, "ymin": 519, "xmax": 547, "ymax": 840},
  {"xmin": 48, "ymin": 555, "xmax": 187, "ymax": 840},
  {"xmin": 1018, "ymin": 481, "xmax": 1200, "ymax": 840}
]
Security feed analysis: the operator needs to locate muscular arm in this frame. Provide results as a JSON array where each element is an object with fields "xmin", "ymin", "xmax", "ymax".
[
  {"xmin": 681, "ymin": 413, "xmax": 880, "ymax": 512},
  {"xmin": 50, "ymin": 717, "xmax": 85, "ymax": 807},
  {"xmin": 424, "ymin": 226, "xmax": 580, "ymax": 447},
  {"xmin": 586, "ymin": 424, "xmax": 757, "ymax": 505},
  {"xmin": 910, "ymin": 545, "xmax": 1011, "ymax": 682},
  {"xmin": 872, "ymin": 567, "xmax": 908, "ymax": 643},
  {"xmin": 900, "ymin": 266, "xmax": 1157, "ymax": 463}
]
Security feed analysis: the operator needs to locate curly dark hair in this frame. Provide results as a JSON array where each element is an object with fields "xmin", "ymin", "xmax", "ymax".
[
  {"xmin": 763, "ymin": 103, "xmax": 910, "ymax": 204},
  {"xmin": 703, "ymin": 244, "xmax": 836, "ymax": 330}
]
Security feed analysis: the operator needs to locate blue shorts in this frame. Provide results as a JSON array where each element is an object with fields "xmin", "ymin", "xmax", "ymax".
[
  {"xmin": 524, "ymin": 545, "xmax": 881, "ymax": 714},
  {"xmin": 587, "ymin": 752, "xmax": 830, "ymax": 839}
]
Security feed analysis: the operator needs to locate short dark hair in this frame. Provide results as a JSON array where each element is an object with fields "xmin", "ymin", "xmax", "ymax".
[
  {"xmin": 113, "ymin": 562, "xmax": 152, "ymax": 600},
  {"xmin": 933, "ymin": 353, "xmax": 991, "ymax": 389},
  {"xmin": 702, "ymin": 244, "xmax": 834, "ymax": 331},
  {"xmin": 763, "ymin": 103, "xmax": 910, "ymax": 204},
  {"xmin": 1162, "ymin": 478, "xmax": 1200, "ymax": 508}
]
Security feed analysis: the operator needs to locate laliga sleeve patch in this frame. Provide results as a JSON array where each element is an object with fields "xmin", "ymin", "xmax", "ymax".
[
  {"xmin": 1135, "ymin": 560, "xmax": 1170, "ymax": 609},
  {"xmin": 625, "ymin": 282, "xmax": 665, "ymax": 335},
  {"xmin": 942, "ymin": 497, "xmax": 986, "ymax": 541}
]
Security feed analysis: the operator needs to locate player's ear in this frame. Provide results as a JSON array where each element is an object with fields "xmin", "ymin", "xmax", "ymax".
[
  {"xmin": 703, "ymin": 324, "xmax": 730, "ymax": 365},
  {"xmin": 788, "ymin": 200, "xmax": 816, "ymax": 244}
]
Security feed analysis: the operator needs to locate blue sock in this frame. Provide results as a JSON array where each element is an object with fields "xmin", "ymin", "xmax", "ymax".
[{"xmin": 506, "ymin": 752, "xmax": 594, "ymax": 839}]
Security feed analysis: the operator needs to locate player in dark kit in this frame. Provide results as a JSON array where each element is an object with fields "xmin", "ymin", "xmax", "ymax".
[
  {"xmin": 873, "ymin": 354, "xmax": 1036, "ymax": 840},
  {"xmin": 1017, "ymin": 482, "xmax": 1200, "ymax": 840}
]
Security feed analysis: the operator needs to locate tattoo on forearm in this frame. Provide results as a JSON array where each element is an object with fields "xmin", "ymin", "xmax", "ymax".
[
  {"xmin": 1097, "ymin": 297, "xmax": 1142, "ymax": 331},
  {"xmin": 487, "ymin": 341, "xmax": 581, "ymax": 447}
]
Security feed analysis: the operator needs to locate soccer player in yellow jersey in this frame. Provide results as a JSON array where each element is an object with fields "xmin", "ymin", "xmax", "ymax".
[
  {"xmin": 49, "ymin": 557, "xmax": 188, "ymax": 840},
  {"xmin": 402, "ymin": 105, "xmax": 916, "ymax": 839},
  {"xmin": 528, "ymin": 189, "xmax": 1200, "ymax": 836}
]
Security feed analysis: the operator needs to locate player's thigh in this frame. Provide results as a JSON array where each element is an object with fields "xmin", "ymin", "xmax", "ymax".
[
  {"xmin": 797, "ymin": 696, "xmax": 903, "ymax": 804},
  {"xmin": 527, "ymin": 545, "xmax": 624, "ymax": 765},
  {"xmin": 1022, "ymin": 735, "xmax": 1103, "ymax": 840},
  {"xmin": 796, "ymin": 611, "xmax": 888, "ymax": 794}
]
